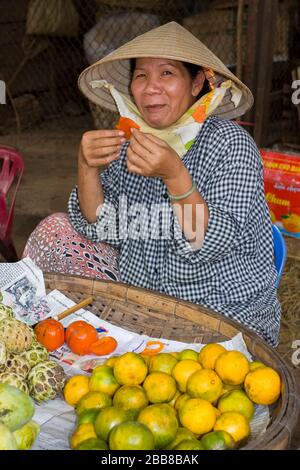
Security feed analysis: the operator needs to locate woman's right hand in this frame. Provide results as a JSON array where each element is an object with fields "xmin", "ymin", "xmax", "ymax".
[{"xmin": 78, "ymin": 129, "xmax": 126, "ymax": 170}]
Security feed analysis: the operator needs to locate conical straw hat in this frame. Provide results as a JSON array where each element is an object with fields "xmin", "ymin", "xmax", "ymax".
[{"xmin": 78, "ymin": 21, "xmax": 253, "ymax": 120}]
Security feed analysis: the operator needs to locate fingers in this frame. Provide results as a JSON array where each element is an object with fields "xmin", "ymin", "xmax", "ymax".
[
  {"xmin": 80, "ymin": 128, "xmax": 126, "ymax": 169},
  {"xmin": 126, "ymin": 160, "xmax": 144, "ymax": 175},
  {"xmin": 82, "ymin": 131, "xmax": 126, "ymax": 147},
  {"xmin": 85, "ymin": 152, "xmax": 120, "ymax": 168},
  {"xmin": 131, "ymin": 128, "xmax": 165, "ymax": 151},
  {"xmin": 130, "ymin": 129, "xmax": 159, "ymax": 154},
  {"xmin": 129, "ymin": 134, "xmax": 152, "ymax": 161},
  {"xmin": 90, "ymin": 145, "xmax": 122, "ymax": 158},
  {"xmin": 83, "ymin": 129, "xmax": 125, "ymax": 141}
]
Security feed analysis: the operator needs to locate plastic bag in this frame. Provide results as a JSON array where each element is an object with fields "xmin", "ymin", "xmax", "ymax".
[
  {"xmin": 26, "ymin": 0, "xmax": 79, "ymax": 37},
  {"xmin": 261, "ymin": 149, "xmax": 300, "ymax": 238}
]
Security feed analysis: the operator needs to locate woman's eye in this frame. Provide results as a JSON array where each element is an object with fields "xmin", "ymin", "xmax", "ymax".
[
  {"xmin": 134, "ymin": 73, "xmax": 146, "ymax": 79},
  {"xmin": 162, "ymin": 70, "xmax": 173, "ymax": 76}
]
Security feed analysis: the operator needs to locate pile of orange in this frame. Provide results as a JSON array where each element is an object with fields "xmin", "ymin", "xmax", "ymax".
[{"xmin": 63, "ymin": 345, "xmax": 282, "ymax": 450}]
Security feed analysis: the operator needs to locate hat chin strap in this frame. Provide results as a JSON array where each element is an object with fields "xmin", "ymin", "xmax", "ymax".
[{"xmin": 90, "ymin": 79, "xmax": 242, "ymax": 158}]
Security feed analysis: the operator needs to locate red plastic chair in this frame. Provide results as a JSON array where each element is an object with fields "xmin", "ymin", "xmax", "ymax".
[{"xmin": 0, "ymin": 146, "xmax": 25, "ymax": 261}]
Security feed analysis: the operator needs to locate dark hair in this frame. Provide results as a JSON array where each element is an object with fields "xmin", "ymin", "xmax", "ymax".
[{"xmin": 130, "ymin": 58, "xmax": 211, "ymax": 99}]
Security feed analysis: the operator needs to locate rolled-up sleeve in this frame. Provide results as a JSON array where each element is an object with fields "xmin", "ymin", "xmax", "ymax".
[
  {"xmin": 170, "ymin": 132, "xmax": 261, "ymax": 264},
  {"xmin": 68, "ymin": 160, "xmax": 121, "ymax": 247}
]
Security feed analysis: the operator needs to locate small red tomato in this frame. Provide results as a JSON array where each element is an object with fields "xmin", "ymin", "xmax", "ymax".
[
  {"xmin": 65, "ymin": 321, "xmax": 98, "ymax": 356},
  {"xmin": 34, "ymin": 318, "xmax": 65, "ymax": 351}
]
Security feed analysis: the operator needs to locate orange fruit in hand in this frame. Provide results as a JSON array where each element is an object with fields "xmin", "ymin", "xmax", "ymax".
[
  {"xmin": 34, "ymin": 318, "xmax": 65, "ymax": 352},
  {"xmin": 65, "ymin": 321, "xmax": 98, "ymax": 355}
]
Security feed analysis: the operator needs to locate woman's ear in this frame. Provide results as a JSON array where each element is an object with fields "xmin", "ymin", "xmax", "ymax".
[{"xmin": 192, "ymin": 70, "xmax": 206, "ymax": 97}]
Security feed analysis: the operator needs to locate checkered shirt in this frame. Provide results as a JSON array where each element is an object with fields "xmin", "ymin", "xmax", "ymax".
[{"xmin": 68, "ymin": 116, "xmax": 281, "ymax": 346}]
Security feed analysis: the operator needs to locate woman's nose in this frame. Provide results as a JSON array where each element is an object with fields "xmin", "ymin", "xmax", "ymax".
[{"xmin": 144, "ymin": 76, "xmax": 162, "ymax": 94}]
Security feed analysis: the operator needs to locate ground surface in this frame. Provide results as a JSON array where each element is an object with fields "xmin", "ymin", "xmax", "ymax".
[{"xmin": 0, "ymin": 116, "xmax": 299, "ymax": 449}]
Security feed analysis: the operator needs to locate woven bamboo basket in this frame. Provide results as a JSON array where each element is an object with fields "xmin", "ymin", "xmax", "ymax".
[{"xmin": 45, "ymin": 273, "xmax": 298, "ymax": 450}]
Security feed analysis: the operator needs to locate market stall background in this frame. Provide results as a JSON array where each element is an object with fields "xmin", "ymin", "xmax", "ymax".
[{"xmin": 0, "ymin": 0, "xmax": 299, "ymax": 448}]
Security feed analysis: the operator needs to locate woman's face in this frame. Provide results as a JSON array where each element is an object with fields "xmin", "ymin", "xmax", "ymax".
[{"xmin": 130, "ymin": 58, "xmax": 205, "ymax": 129}]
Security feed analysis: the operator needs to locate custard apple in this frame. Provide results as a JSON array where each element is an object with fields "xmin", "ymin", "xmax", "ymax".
[
  {"xmin": 27, "ymin": 360, "xmax": 66, "ymax": 402},
  {"xmin": 1, "ymin": 354, "xmax": 31, "ymax": 378},
  {"xmin": 20, "ymin": 342, "xmax": 49, "ymax": 368},
  {"xmin": 0, "ymin": 372, "xmax": 29, "ymax": 394},
  {"xmin": 0, "ymin": 318, "xmax": 33, "ymax": 353},
  {"xmin": 0, "ymin": 341, "xmax": 6, "ymax": 367},
  {"xmin": 0, "ymin": 304, "xmax": 14, "ymax": 322}
]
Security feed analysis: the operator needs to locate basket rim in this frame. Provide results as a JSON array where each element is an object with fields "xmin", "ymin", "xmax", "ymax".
[{"xmin": 44, "ymin": 272, "xmax": 299, "ymax": 450}]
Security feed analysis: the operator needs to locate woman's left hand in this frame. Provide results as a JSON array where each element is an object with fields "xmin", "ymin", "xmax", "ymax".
[{"xmin": 127, "ymin": 129, "xmax": 184, "ymax": 181}]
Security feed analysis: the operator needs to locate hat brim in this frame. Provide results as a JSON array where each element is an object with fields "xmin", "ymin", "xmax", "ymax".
[{"xmin": 78, "ymin": 22, "xmax": 253, "ymax": 120}]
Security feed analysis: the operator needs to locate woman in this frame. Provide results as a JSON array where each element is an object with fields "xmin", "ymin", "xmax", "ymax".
[{"xmin": 24, "ymin": 22, "xmax": 280, "ymax": 346}]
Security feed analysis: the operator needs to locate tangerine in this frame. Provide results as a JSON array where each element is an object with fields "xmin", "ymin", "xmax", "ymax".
[
  {"xmin": 179, "ymin": 398, "xmax": 216, "ymax": 435},
  {"xmin": 64, "ymin": 375, "xmax": 90, "ymax": 407},
  {"xmin": 186, "ymin": 369, "xmax": 223, "ymax": 403},
  {"xmin": 89, "ymin": 365, "xmax": 119, "ymax": 396},
  {"xmin": 143, "ymin": 372, "xmax": 177, "ymax": 403},
  {"xmin": 94, "ymin": 406, "xmax": 134, "ymax": 442},
  {"xmin": 138, "ymin": 404, "xmax": 178, "ymax": 449},
  {"xmin": 76, "ymin": 391, "xmax": 112, "ymax": 416},
  {"xmin": 109, "ymin": 421, "xmax": 155, "ymax": 450},
  {"xmin": 244, "ymin": 366, "xmax": 281, "ymax": 405},
  {"xmin": 172, "ymin": 359, "xmax": 201, "ymax": 392},
  {"xmin": 198, "ymin": 343, "xmax": 226, "ymax": 369},
  {"xmin": 148, "ymin": 353, "xmax": 178, "ymax": 375},
  {"xmin": 113, "ymin": 385, "xmax": 149, "ymax": 411},
  {"xmin": 218, "ymin": 389, "xmax": 254, "ymax": 420},
  {"xmin": 215, "ymin": 351, "xmax": 249, "ymax": 385},
  {"xmin": 114, "ymin": 352, "xmax": 148, "ymax": 385},
  {"xmin": 214, "ymin": 411, "xmax": 250, "ymax": 444}
]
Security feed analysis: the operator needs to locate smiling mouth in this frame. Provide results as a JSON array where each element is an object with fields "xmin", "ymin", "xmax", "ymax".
[{"xmin": 145, "ymin": 104, "xmax": 166, "ymax": 113}]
